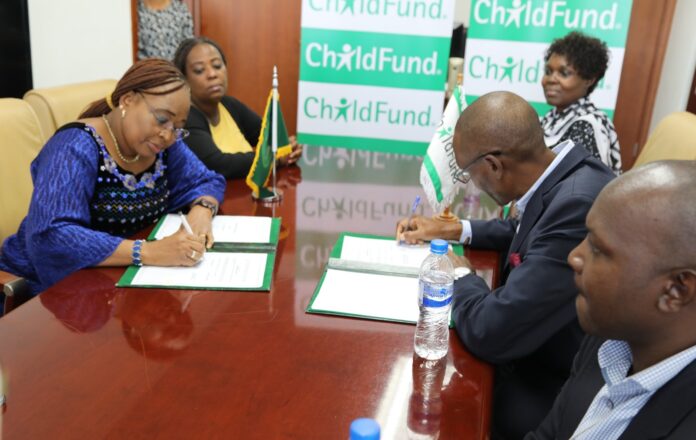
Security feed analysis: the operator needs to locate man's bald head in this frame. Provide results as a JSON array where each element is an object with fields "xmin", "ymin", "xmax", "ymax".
[
  {"xmin": 598, "ymin": 160, "xmax": 696, "ymax": 270},
  {"xmin": 454, "ymin": 91, "xmax": 546, "ymax": 161}
]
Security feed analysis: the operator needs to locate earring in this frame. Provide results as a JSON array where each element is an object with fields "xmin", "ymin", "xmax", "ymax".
[{"xmin": 120, "ymin": 105, "xmax": 126, "ymax": 118}]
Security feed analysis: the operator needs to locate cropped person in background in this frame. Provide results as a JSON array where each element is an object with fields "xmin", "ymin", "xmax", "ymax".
[
  {"xmin": 0, "ymin": 59, "xmax": 226, "ymax": 302},
  {"xmin": 540, "ymin": 31, "xmax": 622, "ymax": 174},
  {"xmin": 138, "ymin": 0, "xmax": 194, "ymax": 60},
  {"xmin": 173, "ymin": 37, "xmax": 302, "ymax": 179},
  {"xmin": 527, "ymin": 161, "xmax": 696, "ymax": 439}
]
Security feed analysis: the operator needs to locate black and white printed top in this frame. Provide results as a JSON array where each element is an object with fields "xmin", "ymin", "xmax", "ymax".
[
  {"xmin": 540, "ymin": 97, "xmax": 622, "ymax": 174},
  {"xmin": 137, "ymin": 0, "xmax": 194, "ymax": 61}
]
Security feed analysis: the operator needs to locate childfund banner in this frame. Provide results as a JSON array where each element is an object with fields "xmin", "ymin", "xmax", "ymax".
[
  {"xmin": 465, "ymin": 0, "xmax": 633, "ymax": 118},
  {"xmin": 296, "ymin": 0, "xmax": 456, "ymax": 155}
]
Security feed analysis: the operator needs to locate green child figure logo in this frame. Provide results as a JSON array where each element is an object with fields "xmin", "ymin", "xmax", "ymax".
[
  {"xmin": 334, "ymin": 98, "xmax": 352, "ymax": 122},
  {"xmin": 500, "ymin": 57, "xmax": 518, "ymax": 82},
  {"xmin": 437, "ymin": 126, "xmax": 453, "ymax": 140},
  {"xmin": 341, "ymin": 0, "xmax": 356, "ymax": 14}
]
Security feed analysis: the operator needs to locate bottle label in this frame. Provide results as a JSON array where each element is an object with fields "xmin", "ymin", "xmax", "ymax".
[{"xmin": 420, "ymin": 282, "xmax": 453, "ymax": 308}]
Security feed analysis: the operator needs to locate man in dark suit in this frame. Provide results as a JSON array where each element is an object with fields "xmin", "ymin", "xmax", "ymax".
[
  {"xmin": 397, "ymin": 91, "xmax": 615, "ymax": 438},
  {"xmin": 526, "ymin": 160, "xmax": 696, "ymax": 440}
]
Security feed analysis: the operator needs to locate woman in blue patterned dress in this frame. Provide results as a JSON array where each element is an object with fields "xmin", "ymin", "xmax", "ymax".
[{"xmin": 0, "ymin": 59, "xmax": 226, "ymax": 299}]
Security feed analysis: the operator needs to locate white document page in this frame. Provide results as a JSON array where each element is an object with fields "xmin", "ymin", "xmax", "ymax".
[
  {"xmin": 153, "ymin": 215, "xmax": 273, "ymax": 243},
  {"xmin": 312, "ymin": 269, "xmax": 420, "ymax": 323},
  {"xmin": 340, "ymin": 236, "xmax": 431, "ymax": 269},
  {"xmin": 130, "ymin": 252, "xmax": 268, "ymax": 289}
]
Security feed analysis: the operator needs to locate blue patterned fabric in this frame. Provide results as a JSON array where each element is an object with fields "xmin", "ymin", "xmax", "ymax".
[
  {"xmin": 88, "ymin": 125, "xmax": 170, "ymax": 237},
  {"xmin": 0, "ymin": 123, "xmax": 226, "ymax": 297}
]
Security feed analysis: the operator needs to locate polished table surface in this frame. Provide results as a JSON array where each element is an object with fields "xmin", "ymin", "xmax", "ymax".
[{"xmin": 0, "ymin": 148, "xmax": 497, "ymax": 439}]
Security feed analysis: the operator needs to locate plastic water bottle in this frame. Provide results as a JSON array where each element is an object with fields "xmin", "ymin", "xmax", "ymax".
[
  {"xmin": 349, "ymin": 418, "xmax": 380, "ymax": 440},
  {"xmin": 414, "ymin": 239, "xmax": 454, "ymax": 360}
]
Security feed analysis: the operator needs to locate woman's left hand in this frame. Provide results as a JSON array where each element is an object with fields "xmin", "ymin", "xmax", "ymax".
[
  {"xmin": 278, "ymin": 135, "xmax": 303, "ymax": 166},
  {"xmin": 187, "ymin": 206, "xmax": 215, "ymax": 249}
]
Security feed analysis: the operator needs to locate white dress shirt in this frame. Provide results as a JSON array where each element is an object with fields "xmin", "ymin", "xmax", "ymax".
[{"xmin": 459, "ymin": 140, "xmax": 575, "ymax": 243}]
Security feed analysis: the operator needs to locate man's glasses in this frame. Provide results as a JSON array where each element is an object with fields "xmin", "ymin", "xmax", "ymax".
[
  {"xmin": 139, "ymin": 92, "xmax": 190, "ymax": 140},
  {"xmin": 454, "ymin": 150, "xmax": 503, "ymax": 184}
]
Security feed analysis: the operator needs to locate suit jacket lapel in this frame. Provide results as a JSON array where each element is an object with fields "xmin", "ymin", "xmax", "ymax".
[
  {"xmin": 505, "ymin": 145, "xmax": 590, "ymax": 270},
  {"xmin": 619, "ymin": 359, "xmax": 696, "ymax": 439}
]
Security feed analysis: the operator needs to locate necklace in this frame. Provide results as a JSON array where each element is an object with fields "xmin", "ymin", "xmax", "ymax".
[{"xmin": 102, "ymin": 114, "xmax": 140, "ymax": 163}]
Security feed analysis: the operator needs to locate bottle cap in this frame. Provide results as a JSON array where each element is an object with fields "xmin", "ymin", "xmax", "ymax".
[
  {"xmin": 430, "ymin": 239, "xmax": 448, "ymax": 255},
  {"xmin": 350, "ymin": 418, "xmax": 380, "ymax": 440}
]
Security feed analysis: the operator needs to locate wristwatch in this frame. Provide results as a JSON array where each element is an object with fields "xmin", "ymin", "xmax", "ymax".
[{"xmin": 192, "ymin": 198, "xmax": 218, "ymax": 217}]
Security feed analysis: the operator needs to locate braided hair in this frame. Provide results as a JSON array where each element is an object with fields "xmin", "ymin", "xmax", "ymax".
[{"xmin": 80, "ymin": 58, "xmax": 187, "ymax": 118}]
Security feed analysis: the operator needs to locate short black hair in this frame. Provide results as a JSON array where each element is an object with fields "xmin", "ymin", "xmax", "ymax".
[
  {"xmin": 173, "ymin": 37, "xmax": 227, "ymax": 77},
  {"xmin": 544, "ymin": 31, "xmax": 609, "ymax": 95}
]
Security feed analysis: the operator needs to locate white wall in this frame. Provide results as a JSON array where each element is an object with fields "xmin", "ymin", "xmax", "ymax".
[
  {"xmin": 649, "ymin": 0, "xmax": 696, "ymax": 131},
  {"xmin": 28, "ymin": 0, "xmax": 133, "ymax": 88}
]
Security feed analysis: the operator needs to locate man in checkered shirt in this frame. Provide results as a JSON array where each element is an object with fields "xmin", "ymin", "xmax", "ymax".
[{"xmin": 526, "ymin": 160, "xmax": 696, "ymax": 440}]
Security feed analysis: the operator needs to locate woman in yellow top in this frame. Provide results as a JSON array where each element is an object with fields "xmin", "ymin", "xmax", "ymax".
[{"xmin": 173, "ymin": 37, "xmax": 302, "ymax": 179}]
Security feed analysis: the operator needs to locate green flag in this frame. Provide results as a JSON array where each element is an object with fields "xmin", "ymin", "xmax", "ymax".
[{"xmin": 246, "ymin": 90, "xmax": 292, "ymax": 198}]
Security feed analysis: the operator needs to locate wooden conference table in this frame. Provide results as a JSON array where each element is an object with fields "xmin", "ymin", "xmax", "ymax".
[{"xmin": 0, "ymin": 148, "xmax": 498, "ymax": 439}]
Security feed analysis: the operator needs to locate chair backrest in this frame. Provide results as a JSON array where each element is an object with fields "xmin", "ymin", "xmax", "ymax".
[
  {"xmin": 633, "ymin": 112, "xmax": 696, "ymax": 168},
  {"xmin": 0, "ymin": 98, "xmax": 44, "ymax": 242},
  {"xmin": 23, "ymin": 79, "xmax": 117, "ymax": 143}
]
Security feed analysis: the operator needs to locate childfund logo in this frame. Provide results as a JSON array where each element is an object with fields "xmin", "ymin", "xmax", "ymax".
[
  {"xmin": 303, "ymin": 95, "xmax": 434, "ymax": 127},
  {"xmin": 308, "ymin": 0, "xmax": 446, "ymax": 19},
  {"xmin": 472, "ymin": 0, "xmax": 622, "ymax": 31},
  {"xmin": 469, "ymin": 55, "xmax": 542, "ymax": 83},
  {"xmin": 305, "ymin": 42, "xmax": 441, "ymax": 76},
  {"xmin": 468, "ymin": 53, "xmax": 613, "ymax": 91}
]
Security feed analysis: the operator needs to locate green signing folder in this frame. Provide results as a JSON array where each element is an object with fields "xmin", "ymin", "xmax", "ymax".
[
  {"xmin": 306, "ymin": 232, "xmax": 463, "ymax": 325},
  {"xmin": 116, "ymin": 215, "xmax": 281, "ymax": 291}
]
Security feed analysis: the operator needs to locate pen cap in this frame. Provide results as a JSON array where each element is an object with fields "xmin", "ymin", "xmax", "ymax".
[
  {"xmin": 349, "ymin": 418, "xmax": 380, "ymax": 440},
  {"xmin": 429, "ymin": 239, "xmax": 448, "ymax": 255}
]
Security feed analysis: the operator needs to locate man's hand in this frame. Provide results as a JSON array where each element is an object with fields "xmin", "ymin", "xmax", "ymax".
[{"xmin": 395, "ymin": 215, "xmax": 463, "ymax": 244}]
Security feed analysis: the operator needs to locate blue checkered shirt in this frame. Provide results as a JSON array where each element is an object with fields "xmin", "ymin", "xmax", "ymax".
[{"xmin": 570, "ymin": 339, "xmax": 696, "ymax": 439}]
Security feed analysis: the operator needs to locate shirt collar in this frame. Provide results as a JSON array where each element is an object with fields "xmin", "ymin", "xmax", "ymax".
[
  {"xmin": 598, "ymin": 339, "xmax": 696, "ymax": 393},
  {"xmin": 515, "ymin": 140, "xmax": 574, "ymax": 217}
]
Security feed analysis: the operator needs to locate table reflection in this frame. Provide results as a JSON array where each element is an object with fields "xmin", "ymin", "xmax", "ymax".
[
  {"xmin": 40, "ymin": 269, "xmax": 196, "ymax": 361},
  {"xmin": 408, "ymin": 354, "xmax": 447, "ymax": 439}
]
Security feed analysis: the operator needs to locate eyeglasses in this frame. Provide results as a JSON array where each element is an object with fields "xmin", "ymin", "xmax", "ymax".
[
  {"xmin": 138, "ymin": 92, "xmax": 190, "ymax": 140},
  {"xmin": 454, "ymin": 150, "xmax": 503, "ymax": 184}
]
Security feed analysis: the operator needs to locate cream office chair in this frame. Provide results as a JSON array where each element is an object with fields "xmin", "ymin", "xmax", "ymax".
[
  {"xmin": 633, "ymin": 112, "xmax": 696, "ymax": 168},
  {"xmin": 0, "ymin": 98, "xmax": 44, "ymax": 313},
  {"xmin": 24, "ymin": 79, "xmax": 117, "ymax": 143}
]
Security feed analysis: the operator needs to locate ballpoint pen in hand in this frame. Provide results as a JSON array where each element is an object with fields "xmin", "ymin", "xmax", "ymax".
[
  {"xmin": 399, "ymin": 196, "xmax": 421, "ymax": 243},
  {"xmin": 179, "ymin": 212, "xmax": 194, "ymax": 235}
]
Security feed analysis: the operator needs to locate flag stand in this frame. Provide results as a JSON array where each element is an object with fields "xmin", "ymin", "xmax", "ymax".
[
  {"xmin": 252, "ymin": 65, "xmax": 283, "ymax": 203},
  {"xmin": 433, "ymin": 206, "xmax": 458, "ymax": 223}
]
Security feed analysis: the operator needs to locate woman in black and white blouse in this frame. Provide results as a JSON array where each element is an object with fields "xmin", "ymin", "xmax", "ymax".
[
  {"xmin": 539, "ymin": 31, "xmax": 622, "ymax": 174},
  {"xmin": 138, "ymin": 0, "xmax": 193, "ymax": 61}
]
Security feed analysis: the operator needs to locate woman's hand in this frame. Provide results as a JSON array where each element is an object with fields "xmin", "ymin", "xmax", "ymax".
[
  {"xmin": 141, "ymin": 228, "xmax": 207, "ymax": 266},
  {"xmin": 278, "ymin": 135, "xmax": 303, "ymax": 166},
  {"xmin": 186, "ymin": 205, "xmax": 215, "ymax": 249}
]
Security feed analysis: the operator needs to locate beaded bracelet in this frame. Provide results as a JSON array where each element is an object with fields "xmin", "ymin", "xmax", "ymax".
[{"xmin": 132, "ymin": 239, "xmax": 144, "ymax": 266}]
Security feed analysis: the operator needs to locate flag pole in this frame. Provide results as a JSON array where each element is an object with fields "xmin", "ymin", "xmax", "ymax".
[
  {"xmin": 270, "ymin": 65, "xmax": 280, "ymax": 201},
  {"xmin": 256, "ymin": 65, "xmax": 282, "ymax": 203}
]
